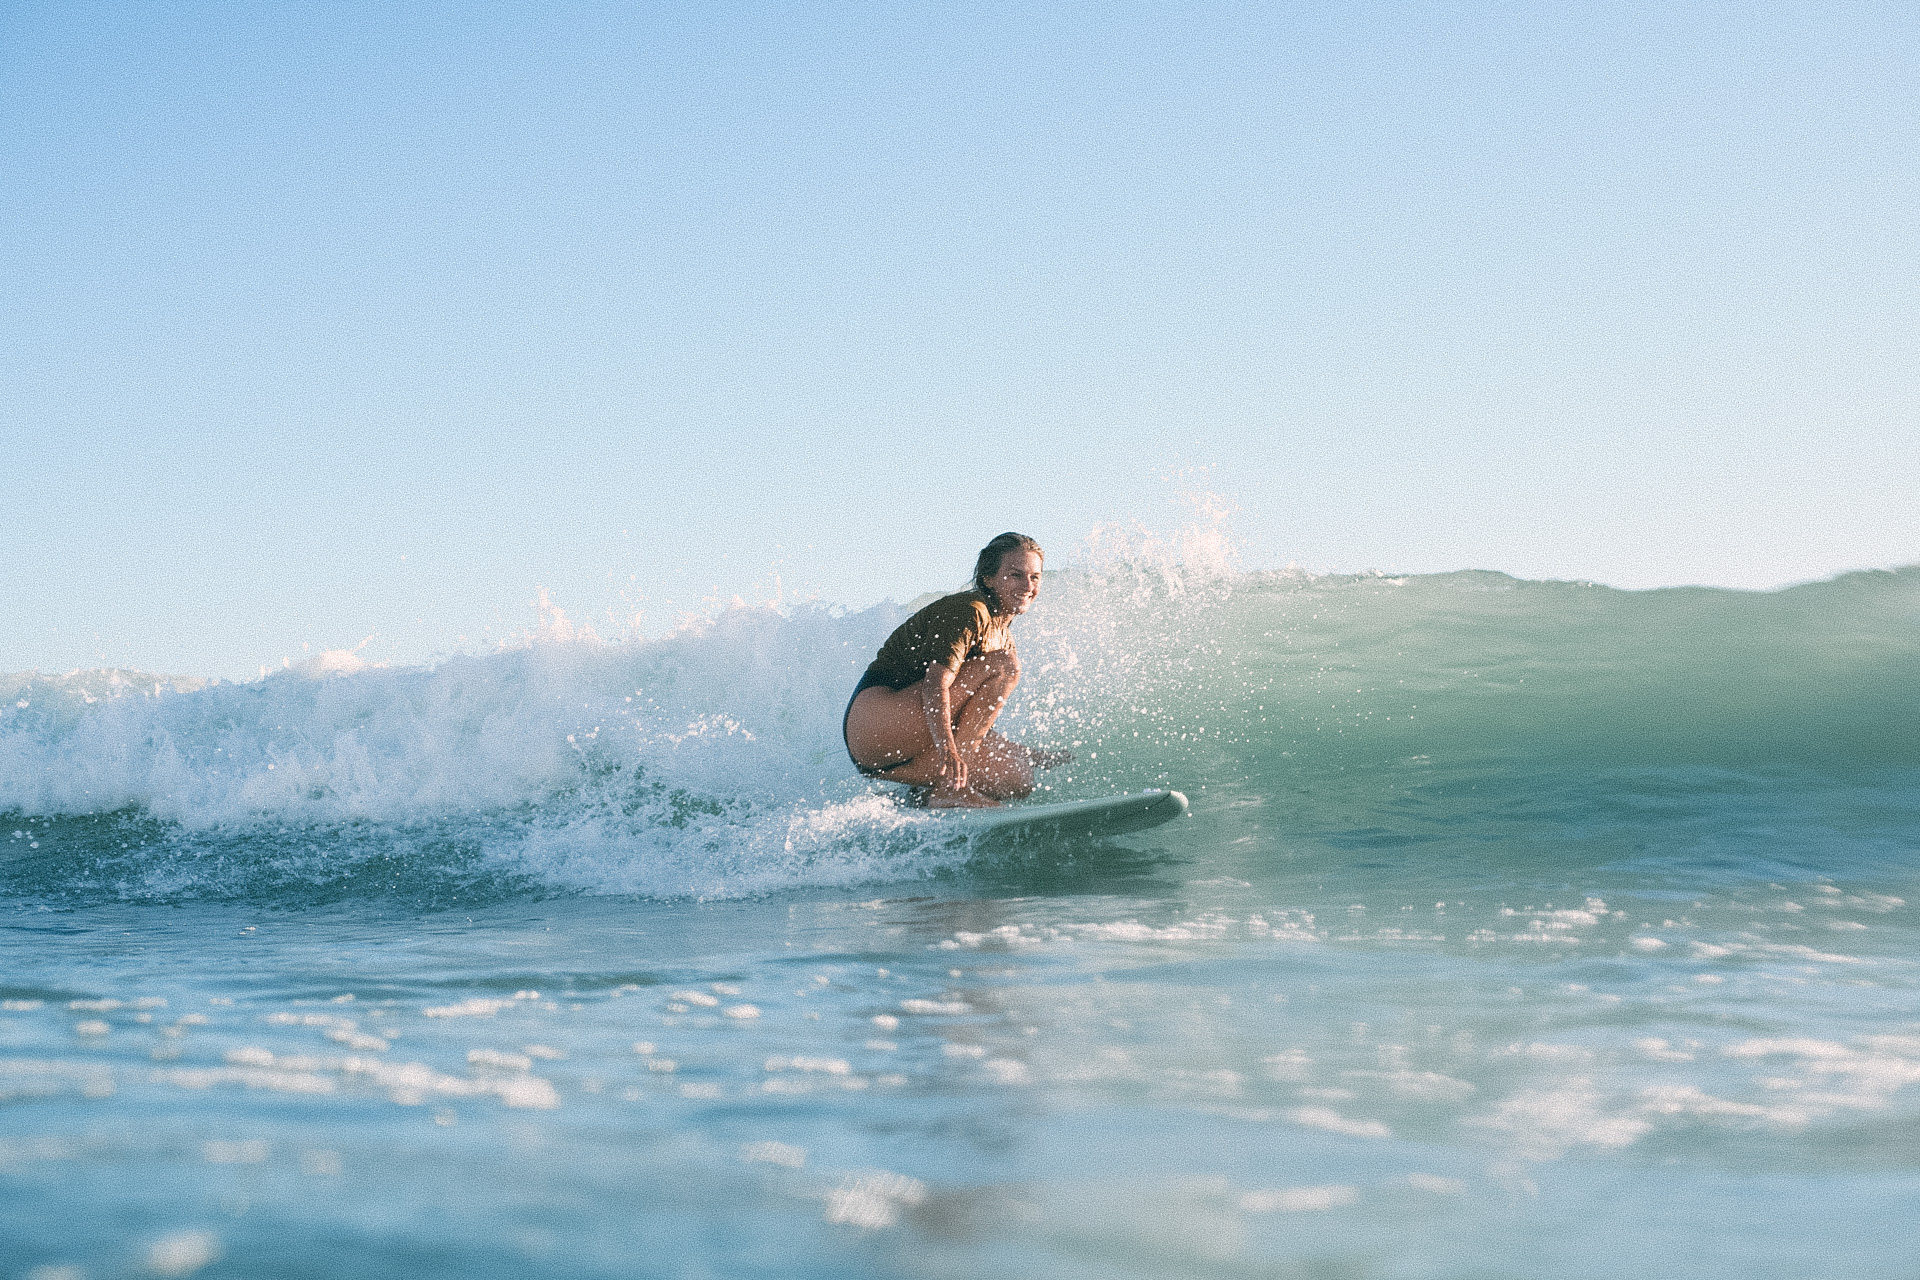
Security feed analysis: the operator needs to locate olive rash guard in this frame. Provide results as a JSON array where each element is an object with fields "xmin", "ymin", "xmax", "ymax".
[{"xmin": 858, "ymin": 590, "xmax": 1012, "ymax": 693}]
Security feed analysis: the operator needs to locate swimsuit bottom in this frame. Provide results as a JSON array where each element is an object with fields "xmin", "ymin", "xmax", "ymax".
[{"xmin": 843, "ymin": 669, "xmax": 919, "ymax": 779}]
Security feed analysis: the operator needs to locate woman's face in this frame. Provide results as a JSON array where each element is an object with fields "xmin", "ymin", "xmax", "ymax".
[{"xmin": 987, "ymin": 549, "xmax": 1043, "ymax": 616}]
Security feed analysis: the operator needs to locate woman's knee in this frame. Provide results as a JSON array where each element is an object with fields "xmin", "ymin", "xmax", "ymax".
[
  {"xmin": 963, "ymin": 650, "xmax": 1019, "ymax": 679},
  {"xmin": 973, "ymin": 740, "xmax": 1034, "ymax": 798}
]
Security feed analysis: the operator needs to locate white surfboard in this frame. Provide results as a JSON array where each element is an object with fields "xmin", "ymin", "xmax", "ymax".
[{"xmin": 927, "ymin": 789, "xmax": 1189, "ymax": 846}]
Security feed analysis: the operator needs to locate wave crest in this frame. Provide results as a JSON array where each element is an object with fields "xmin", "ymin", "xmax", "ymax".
[{"xmin": 4, "ymin": 562, "xmax": 1917, "ymax": 903}]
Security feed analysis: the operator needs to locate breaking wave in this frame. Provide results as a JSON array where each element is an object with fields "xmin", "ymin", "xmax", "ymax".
[{"xmin": 4, "ymin": 552, "xmax": 1916, "ymax": 905}]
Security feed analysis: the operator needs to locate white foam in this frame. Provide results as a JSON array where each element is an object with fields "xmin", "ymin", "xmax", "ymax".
[
  {"xmin": 765, "ymin": 1055, "xmax": 850, "ymax": 1075},
  {"xmin": 670, "ymin": 991, "xmax": 720, "ymax": 1008},
  {"xmin": 423, "ymin": 999, "xmax": 509, "ymax": 1018},
  {"xmin": 1720, "ymin": 1036, "xmax": 1920, "ymax": 1114},
  {"xmin": 0, "ymin": 531, "xmax": 1272, "ymax": 902},
  {"xmin": 1240, "ymin": 1184, "xmax": 1359, "ymax": 1212},
  {"xmin": 0, "ymin": 600, "xmax": 989, "ymax": 899},
  {"xmin": 326, "ymin": 1027, "xmax": 390, "ymax": 1051},
  {"xmin": 1067, "ymin": 915, "xmax": 1236, "ymax": 943},
  {"xmin": 468, "ymin": 1049, "xmax": 533, "ymax": 1071},
  {"xmin": 146, "ymin": 1230, "xmax": 221, "ymax": 1277},
  {"xmin": 178, "ymin": 1045, "xmax": 560, "ymax": 1109},
  {"xmin": 1636, "ymin": 1085, "xmax": 1797, "ymax": 1125},
  {"xmin": 1405, "ymin": 1174, "xmax": 1467, "ymax": 1195},
  {"xmin": 161, "ymin": 1064, "xmax": 335, "ymax": 1095},
  {"xmin": 1500, "ymin": 907, "xmax": 1601, "ymax": 927},
  {"xmin": 824, "ymin": 1171, "xmax": 927, "ymax": 1230},
  {"xmin": 1262, "ymin": 1051, "xmax": 1312, "ymax": 1082},
  {"xmin": 1285, "ymin": 1106, "xmax": 1391, "ymax": 1139},
  {"xmin": 741, "ymin": 1140, "xmax": 807, "ymax": 1168},
  {"xmin": 1633, "ymin": 1038, "xmax": 1696, "ymax": 1062},
  {"xmin": 1492, "ymin": 1042, "xmax": 1594, "ymax": 1064},
  {"xmin": 1469, "ymin": 1079, "xmax": 1650, "ymax": 1159}
]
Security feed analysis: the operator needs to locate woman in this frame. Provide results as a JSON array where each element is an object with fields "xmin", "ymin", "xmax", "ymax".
[{"xmin": 843, "ymin": 532, "xmax": 1071, "ymax": 807}]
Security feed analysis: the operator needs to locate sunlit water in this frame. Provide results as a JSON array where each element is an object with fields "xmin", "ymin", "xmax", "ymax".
[{"xmin": 4, "ymin": 561, "xmax": 1918, "ymax": 1277}]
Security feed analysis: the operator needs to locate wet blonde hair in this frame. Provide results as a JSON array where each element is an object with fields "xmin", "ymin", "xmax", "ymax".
[{"xmin": 972, "ymin": 533, "xmax": 1044, "ymax": 608}]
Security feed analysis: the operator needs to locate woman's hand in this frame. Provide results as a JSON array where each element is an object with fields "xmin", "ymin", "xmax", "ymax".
[{"xmin": 938, "ymin": 737, "xmax": 969, "ymax": 791}]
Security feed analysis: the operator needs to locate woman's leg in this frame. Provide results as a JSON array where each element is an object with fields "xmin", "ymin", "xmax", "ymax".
[
  {"xmin": 955, "ymin": 731, "xmax": 1037, "ymax": 800},
  {"xmin": 844, "ymin": 653, "xmax": 1033, "ymax": 802},
  {"xmin": 951, "ymin": 651, "xmax": 1018, "ymax": 749}
]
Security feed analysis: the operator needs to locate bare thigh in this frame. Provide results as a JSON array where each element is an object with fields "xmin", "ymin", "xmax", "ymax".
[
  {"xmin": 843, "ymin": 684, "xmax": 934, "ymax": 771},
  {"xmin": 843, "ymin": 656, "xmax": 1015, "ymax": 777}
]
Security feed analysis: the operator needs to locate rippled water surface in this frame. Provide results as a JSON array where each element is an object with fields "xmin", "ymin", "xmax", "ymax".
[{"xmin": 4, "ymin": 565, "xmax": 1918, "ymax": 1276}]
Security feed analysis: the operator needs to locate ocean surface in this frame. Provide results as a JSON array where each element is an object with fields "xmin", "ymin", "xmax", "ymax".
[{"xmin": 4, "ymin": 558, "xmax": 1918, "ymax": 1278}]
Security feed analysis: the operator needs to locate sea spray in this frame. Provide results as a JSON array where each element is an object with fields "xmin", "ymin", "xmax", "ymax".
[{"xmin": 4, "ymin": 563, "xmax": 1917, "ymax": 906}]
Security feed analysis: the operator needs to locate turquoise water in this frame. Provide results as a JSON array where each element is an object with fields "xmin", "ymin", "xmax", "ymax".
[{"xmin": 4, "ymin": 564, "xmax": 1918, "ymax": 1277}]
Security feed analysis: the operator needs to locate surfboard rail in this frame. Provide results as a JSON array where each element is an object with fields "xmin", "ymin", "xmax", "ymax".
[{"xmin": 925, "ymin": 788, "xmax": 1189, "ymax": 846}]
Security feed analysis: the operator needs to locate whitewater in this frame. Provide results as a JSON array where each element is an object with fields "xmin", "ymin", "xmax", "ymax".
[{"xmin": 4, "ymin": 555, "xmax": 1919, "ymax": 1277}]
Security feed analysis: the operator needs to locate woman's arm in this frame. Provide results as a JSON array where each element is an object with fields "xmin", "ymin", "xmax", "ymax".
[{"xmin": 921, "ymin": 665, "xmax": 966, "ymax": 792}]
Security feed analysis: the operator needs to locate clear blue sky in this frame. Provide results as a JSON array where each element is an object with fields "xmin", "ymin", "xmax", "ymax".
[{"xmin": 5, "ymin": 1, "xmax": 1916, "ymax": 679}]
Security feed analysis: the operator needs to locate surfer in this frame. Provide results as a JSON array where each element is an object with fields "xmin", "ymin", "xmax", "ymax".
[{"xmin": 843, "ymin": 532, "xmax": 1072, "ymax": 807}]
